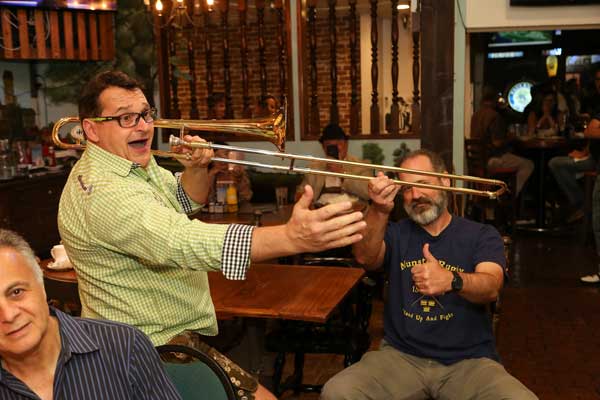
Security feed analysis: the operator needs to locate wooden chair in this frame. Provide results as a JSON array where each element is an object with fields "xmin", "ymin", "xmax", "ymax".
[
  {"xmin": 464, "ymin": 138, "xmax": 518, "ymax": 232},
  {"xmin": 156, "ymin": 344, "xmax": 237, "ymax": 400}
]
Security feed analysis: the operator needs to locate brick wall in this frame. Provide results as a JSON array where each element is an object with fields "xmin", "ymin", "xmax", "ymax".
[
  {"xmin": 167, "ymin": 5, "xmax": 361, "ymax": 137},
  {"xmin": 169, "ymin": 8, "xmax": 288, "ymax": 120},
  {"xmin": 303, "ymin": 14, "xmax": 361, "ymax": 136}
]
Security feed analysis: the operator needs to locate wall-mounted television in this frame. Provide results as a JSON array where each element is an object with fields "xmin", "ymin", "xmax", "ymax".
[
  {"xmin": 0, "ymin": 0, "xmax": 117, "ymax": 11},
  {"xmin": 511, "ymin": 0, "xmax": 600, "ymax": 5},
  {"xmin": 488, "ymin": 31, "xmax": 553, "ymax": 48}
]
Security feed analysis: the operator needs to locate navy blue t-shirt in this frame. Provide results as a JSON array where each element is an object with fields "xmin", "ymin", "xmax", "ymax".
[{"xmin": 382, "ymin": 216, "xmax": 506, "ymax": 365}]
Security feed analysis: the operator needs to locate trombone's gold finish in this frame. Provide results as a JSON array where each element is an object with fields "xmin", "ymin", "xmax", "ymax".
[
  {"xmin": 169, "ymin": 136, "xmax": 508, "ymax": 199},
  {"xmin": 51, "ymin": 112, "xmax": 506, "ymax": 199},
  {"xmin": 51, "ymin": 111, "xmax": 287, "ymax": 154}
]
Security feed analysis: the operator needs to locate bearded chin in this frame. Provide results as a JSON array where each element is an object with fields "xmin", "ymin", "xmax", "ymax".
[{"xmin": 405, "ymin": 192, "xmax": 448, "ymax": 225}]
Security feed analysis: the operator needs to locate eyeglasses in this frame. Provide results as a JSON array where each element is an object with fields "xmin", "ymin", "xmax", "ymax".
[{"xmin": 89, "ymin": 108, "xmax": 157, "ymax": 128}]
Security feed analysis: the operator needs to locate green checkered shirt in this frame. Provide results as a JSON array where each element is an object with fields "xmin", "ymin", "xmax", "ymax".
[{"xmin": 58, "ymin": 143, "xmax": 253, "ymax": 345}]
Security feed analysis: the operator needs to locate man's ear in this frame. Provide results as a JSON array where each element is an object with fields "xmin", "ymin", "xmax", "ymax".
[
  {"xmin": 441, "ymin": 174, "xmax": 451, "ymax": 188},
  {"xmin": 82, "ymin": 119, "xmax": 99, "ymax": 143}
]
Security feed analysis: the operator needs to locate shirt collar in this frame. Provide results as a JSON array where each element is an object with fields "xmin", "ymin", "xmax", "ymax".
[
  {"xmin": 86, "ymin": 142, "xmax": 158, "ymax": 177},
  {"xmin": 52, "ymin": 307, "xmax": 100, "ymax": 356}
]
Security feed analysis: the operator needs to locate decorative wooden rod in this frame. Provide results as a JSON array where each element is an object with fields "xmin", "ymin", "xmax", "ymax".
[{"xmin": 0, "ymin": 9, "xmax": 114, "ymax": 61}]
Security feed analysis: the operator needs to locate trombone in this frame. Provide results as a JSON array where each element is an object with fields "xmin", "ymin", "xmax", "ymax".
[{"xmin": 51, "ymin": 112, "xmax": 507, "ymax": 199}]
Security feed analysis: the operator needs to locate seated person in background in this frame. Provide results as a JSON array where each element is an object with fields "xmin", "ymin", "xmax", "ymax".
[
  {"xmin": 581, "ymin": 113, "xmax": 600, "ymax": 284},
  {"xmin": 564, "ymin": 78, "xmax": 583, "ymax": 124},
  {"xmin": 527, "ymin": 91, "xmax": 562, "ymax": 137},
  {"xmin": 548, "ymin": 140, "xmax": 596, "ymax": 224},
  {"xmin": 58, "ymin": 71, "xmax": 366, "ymax": 400},
  {"xmin": 300, "ymin": 123, "xmax": 371, "ymax": 207},
  {"xmin": 207, "ymin": 141, "xmax": 253, "ymax": 204},
  {"xmin": 471, "ymin": 90, "xmax": 534, "ymax": 195},
  {"xmin": 0, "ymin": 229, "xmax": 180, "ymax": 400},
  {"xmin": 253, "ymin": 94, "xmax": 279, "ymax": 117},
  {"xmin": 208, "ymin": 92, "xmax": 226, "ymax": 119},
  {"xmin": 581, "ymin": 68, "xmax": 600, "ymax": 119},
  {"xmin": 321, "ymin": 149, "xmax": 538, "ymax": 400}
]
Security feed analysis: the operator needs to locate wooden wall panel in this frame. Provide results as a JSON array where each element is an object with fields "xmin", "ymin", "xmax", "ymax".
[
  {"xmin": 64, "ymin": 12, "xmax": 75, "ymax": 59},
  {"xmin": 0, "ymin": 9, "xmax": 114, "ymax": 61},
  {"xmin": 2, "ymin": 10, "xmax": 15, "ymax": 59},
  {"xmin": 34, "ymin": 10, "xmax": 46, "ymax": 58},
  {"xmin": 50, "ymin": 12, "xmax": 61, "ymax": 58},
  {"xmin": 420, "ymin": 0, "xmax": 453, "ymax": 165},
  {"xmin": 89, "ymin": 14, "xmax": 99, "ymax": 59},
  {"xmin": 17, "ymin": 10, "xmax": 30, "ymax": 59},
  {"xmin": 77, "ymin": 13, "xmax": 88, "ymax": 60}
]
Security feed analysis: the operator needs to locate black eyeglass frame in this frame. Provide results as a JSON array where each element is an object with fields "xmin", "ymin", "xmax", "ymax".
[{"xmin": 87, "ymin": 108, "xmax": 158, "ymax": 128}]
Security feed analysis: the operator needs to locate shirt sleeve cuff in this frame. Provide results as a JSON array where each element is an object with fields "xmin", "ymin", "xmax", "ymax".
[
  {"xmin": 175, "ymin": 172, "xmax": 203, "ymax": 214},
  {"xmin": 221, "ymin": 224, "xmax": 254, "ymax": 280}
]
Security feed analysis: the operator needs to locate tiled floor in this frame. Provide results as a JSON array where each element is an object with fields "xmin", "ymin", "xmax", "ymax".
[{"xmin": 273, "ymin": 228, "xmax": 600, "ymax": 399}]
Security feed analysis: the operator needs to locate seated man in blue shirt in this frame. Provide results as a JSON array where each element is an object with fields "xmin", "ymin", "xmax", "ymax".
[
  {"xmin": 321, "ymin": 149, "xmax": 538, "ymax": 400},
  {"xmin": 0, "ymin": 229, "xmax": 180, "ymax": 400}
]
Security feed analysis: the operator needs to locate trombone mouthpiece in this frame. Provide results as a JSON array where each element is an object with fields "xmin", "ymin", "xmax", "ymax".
[{"xmin": 169, "ymin": 135, "xmax": 183, "ymax": 147}]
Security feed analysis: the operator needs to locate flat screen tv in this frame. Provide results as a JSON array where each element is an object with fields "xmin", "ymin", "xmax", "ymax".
[
  {"xmin": 488, "ymin": 31, "xmax": 553, "ymax": 48},
  {"xmin": 0, "ymin": 0, "xmax": 117, "ymax": 11}
]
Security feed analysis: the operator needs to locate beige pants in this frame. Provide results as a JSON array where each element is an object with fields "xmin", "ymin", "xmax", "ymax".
[{"xmin": 321, "ymin": 340, "xmax": 538, "ymax": 400}]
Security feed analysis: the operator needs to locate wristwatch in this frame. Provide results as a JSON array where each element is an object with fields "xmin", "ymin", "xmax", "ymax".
[{"xmin": 451, "ymin": 271, "xmax": 463, "ymax": 292}]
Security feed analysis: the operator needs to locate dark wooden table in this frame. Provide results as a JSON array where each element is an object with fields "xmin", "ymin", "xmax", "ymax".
[
  {"xmin": 196, "ymin": 203, "xmax": 293, "ymax": 226},
  {"xmin": 41, "ymin": 260, "xmax": 80, "ymax": 315},
  {"xmin": 41, "ymin": 260, "xmax": 78, "ymax": 283},
  {"xmin": 41, "ymin": 260, "xmax": 364, "ymax": 324},
  {"xmin": 209, "ymin": 263, "xmax": 364, "ymax": 323}
]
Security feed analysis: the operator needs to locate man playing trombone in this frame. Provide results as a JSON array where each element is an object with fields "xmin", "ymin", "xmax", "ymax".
[
  {"xmin": 321, "ymin": 149, "xmax": 537, "ymax": 400},
  {"xmin": 57, "ymin": 70, "xmax": 366, "ymax": 400}
]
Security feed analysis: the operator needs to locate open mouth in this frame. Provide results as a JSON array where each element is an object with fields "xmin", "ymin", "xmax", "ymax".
[{"xmin": 128, "ymin": 138, "xmax": 148, "ymax": 149}]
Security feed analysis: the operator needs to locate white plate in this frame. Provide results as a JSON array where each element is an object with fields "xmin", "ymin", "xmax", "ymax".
[{"xmin": 47, "ymin": 260, "xmax": 74, "ymax": 271}]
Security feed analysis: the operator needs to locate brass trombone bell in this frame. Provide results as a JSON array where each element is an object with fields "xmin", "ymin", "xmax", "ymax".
[
  {"xmin": 51, "ymin": 110, "xmax": 287, "ymax": 155},
  {"xmin": 51, "ymin": 112, "xmax": 506, "ymax": 199}
]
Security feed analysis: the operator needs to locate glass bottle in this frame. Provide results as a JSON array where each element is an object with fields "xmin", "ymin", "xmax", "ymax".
[{"xmin": 226, "ymin": 182, "xmax": 238, "ymax": 213}]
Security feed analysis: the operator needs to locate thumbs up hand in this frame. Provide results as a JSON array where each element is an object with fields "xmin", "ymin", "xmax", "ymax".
[{"xmin": 411, "ymin": 243, "xmax": 454, "ymax": 296}]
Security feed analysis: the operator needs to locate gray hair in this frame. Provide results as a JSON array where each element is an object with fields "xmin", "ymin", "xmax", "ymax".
[
  {"xmin": 0, "ymin": 229, "xmax": 43, "ymax": 284},
  {"xmin": 397, "ymin": 148, "xmax": 447, "ymax": 174}
]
